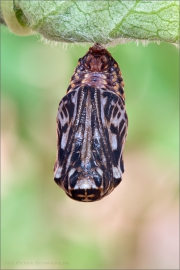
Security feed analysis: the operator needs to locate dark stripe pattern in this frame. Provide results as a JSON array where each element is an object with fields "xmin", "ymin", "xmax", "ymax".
[{"xmin": 54, "ymin": 86, "xmax": 128, "ymax": 202}]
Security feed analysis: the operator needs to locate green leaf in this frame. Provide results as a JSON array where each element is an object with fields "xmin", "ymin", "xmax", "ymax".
[
  {"xmin": 1, "ymin": 0, "xmax": 32, "ymax": 36},
  {"xmin": 1, "ymin": 0, "xmax": 179, "ymax": 45}
]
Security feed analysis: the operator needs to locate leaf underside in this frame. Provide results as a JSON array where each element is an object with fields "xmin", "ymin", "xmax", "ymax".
[{"xmin": 1, "ymin": 0, "xmax": 179, "ymax": 45}]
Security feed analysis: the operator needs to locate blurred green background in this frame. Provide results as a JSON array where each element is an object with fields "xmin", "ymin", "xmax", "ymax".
[{"xmin": 1, "ymin": 25, "xmax": 179, "ymax": 270}]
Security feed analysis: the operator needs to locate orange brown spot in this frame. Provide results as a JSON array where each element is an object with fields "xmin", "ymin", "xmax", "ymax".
[
  {"xmin": 114, "ymin": 85, "xmax": 119, "ymax": 91},
  {"xmin": 121, "ymin": 81, "xmax": 125, "ymax": 87}
]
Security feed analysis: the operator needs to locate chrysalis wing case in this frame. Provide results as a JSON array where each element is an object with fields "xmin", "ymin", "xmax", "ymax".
[{"xmin": 54, "ymin": 43, "xmax": 128, "ymax": 202}]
